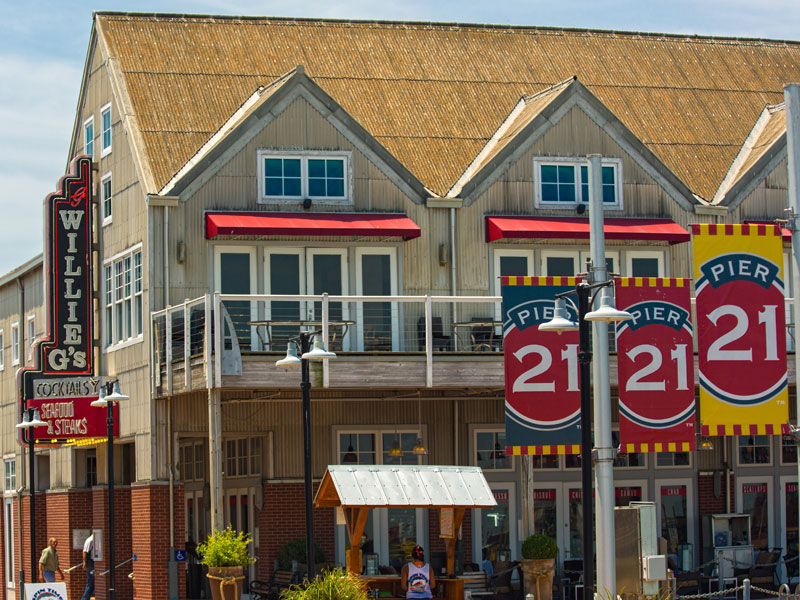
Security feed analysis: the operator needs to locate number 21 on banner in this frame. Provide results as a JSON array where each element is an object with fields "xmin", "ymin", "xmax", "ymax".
[
  {"xmin": 512, "ymin": 344, "xmax": 578, "ymax": 392},
  {"xmin": 624, "ymin": 344, "xmax": 689, "ymax": 391}
]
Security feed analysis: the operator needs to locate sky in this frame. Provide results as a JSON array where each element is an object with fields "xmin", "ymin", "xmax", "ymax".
[{"xmin": 3, "ymin": 0, "xmax": 800, "ymax": 276}]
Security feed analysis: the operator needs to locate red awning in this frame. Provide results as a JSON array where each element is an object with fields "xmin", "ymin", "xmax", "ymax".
[
  {"xmin": 206, "ymin": 212, "xmax": 421, "ymax": 240},
  {"xmin": 485, "ymin": 216, "xmax": 690, "ymax": 244}
]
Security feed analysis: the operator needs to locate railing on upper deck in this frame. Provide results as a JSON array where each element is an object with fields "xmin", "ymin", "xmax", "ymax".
[{"xmin": 149, "ymin": 293, "xmax": 797, "ymax": 395}]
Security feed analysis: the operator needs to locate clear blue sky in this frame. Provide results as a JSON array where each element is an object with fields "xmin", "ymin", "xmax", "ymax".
[{"xmin": 3, "ymin": 0, "xmax": 800, "ymax": 276}]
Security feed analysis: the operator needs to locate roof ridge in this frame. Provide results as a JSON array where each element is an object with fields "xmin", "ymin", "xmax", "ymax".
[{"xmin": 95, "ymin": 12, "xmax": 800, "ymax": 46}]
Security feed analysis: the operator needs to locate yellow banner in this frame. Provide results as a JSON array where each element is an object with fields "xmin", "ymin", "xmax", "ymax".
[{"xmin": 691, "ymin": 223, "xmax": 788, "ymax": 436}]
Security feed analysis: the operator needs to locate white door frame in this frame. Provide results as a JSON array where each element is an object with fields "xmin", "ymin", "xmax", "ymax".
[
  {"xmin": 736, "ymin": 475, "xmax": 775, "ymax": 549},
  {"xmin": 4, "ymin": 497, "xmax": 14, "ymax": 597},
  {"xmin": 471, "ymin": 482, "xmax": 518, "ymax": 566},
  {"xmin": 213, "ymin": 246, "xmax": 258, "ymax": 348},
  {"xmin": 224, "ymin": 487, "xmax": 257, "ymax": 581},
  {"xmin": 779, "ymin": 475, "xmax": 797, "ymax": 558},
  {"xmin": 529, "ymin": 481, "xmax": 565, "ymax": 568},
  {"xmin": 656, "ymin": 478, "xmax": 697, "ymax": 568},
  {"xmin": 355, "ymin": 247, "xmax": 398, "ymax": 351}
]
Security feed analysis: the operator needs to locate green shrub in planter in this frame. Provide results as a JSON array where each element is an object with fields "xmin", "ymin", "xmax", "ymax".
[
  {"xmin": 277, "ymin": 539, "xmax": 327, "ymax": 571},
  {"xmin": 281, "ymin": 568, "xmax": 368, "ymax": 600},
  {"xmin": 521, "ymin": 533, "xmax": 558, "ymax": 560},
  {"xmin": 197, "ymin": 526, "xmax": 256, "ymax": 568}
]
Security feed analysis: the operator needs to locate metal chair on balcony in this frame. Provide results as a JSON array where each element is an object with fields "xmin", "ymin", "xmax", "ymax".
[{"xmin": 417, "ymin": 316, "xmax": 451, "ymax": 351}]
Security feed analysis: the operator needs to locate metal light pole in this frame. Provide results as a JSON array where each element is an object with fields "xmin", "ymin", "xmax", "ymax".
[
  {"xmin": 91, "ymin": 381, "xmax": 128, "ymax": 600},
  {"xmin": 16, "ymin": 407, "xmax": 46, "ymax": 585},
  {"xmin": 276, "ymin": 332, "xmax": 336, "ymax": 580}
]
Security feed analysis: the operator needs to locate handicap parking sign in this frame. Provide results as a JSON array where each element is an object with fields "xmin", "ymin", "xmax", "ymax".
[{"xmin": 175, "ymin": 549, "xmax": 186, "ymax": 562}]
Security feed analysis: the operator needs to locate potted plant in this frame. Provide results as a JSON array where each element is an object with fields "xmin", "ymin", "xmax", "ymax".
[
  {"xmin": 197, "ymin": 527, "xmax": 256, "ymax": 600},
  {"xmin": 281, "ymin": 567, "xmax": 368, "ymax": 600},
  {"xmin": 520, "ymin": 533, "xmax": 558, "ymax": 600}
]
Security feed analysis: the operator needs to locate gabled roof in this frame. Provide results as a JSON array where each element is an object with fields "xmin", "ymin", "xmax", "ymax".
[
  {"xmin": 94, "ymin": 13, "xmax": 800, "ymax": 199},
  {"xmin": 713, "ymin": 103, "xmax": 786, "ymax": 206}
]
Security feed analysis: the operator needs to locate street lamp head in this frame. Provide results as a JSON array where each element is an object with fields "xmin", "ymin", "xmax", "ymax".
[
  {"xmin": 301, "ymin": 334, "xmax": 336, "ymax": 360},
  {"xmin": 29, "ymin": 408, "xmax": 46, "ymax": 428},
  {"xmin": 17, "ymin": 408, "xmax": 46, "ymax": 429},
  {"xmin": 538, "ymin": 298, "xmax": 578, "ymax": 334},
  {"xmin": 276, "ymin": 342, "xmax": 302, "ymax": 367},
  {"xmin": 106, "ymin": 381, "xmax": 129, "ymax": 403},
  {"xmin": 584, "ymin": 291, "xmax": 632, "ymax": 322},
  {"xmin": 90, "ymin": 386, "xmax": 109, "ymax": 408}
]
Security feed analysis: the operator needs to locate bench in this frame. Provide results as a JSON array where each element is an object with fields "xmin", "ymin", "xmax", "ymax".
[
  {"xmin": 250, "ymin": 570, "xmax": 298, "ymax": 600},
  {"xmin": 458, "ymin": 571, "xmax": 494, "ymax": 599}
]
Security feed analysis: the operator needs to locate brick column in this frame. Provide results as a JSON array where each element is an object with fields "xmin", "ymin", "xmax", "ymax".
[
  {"xmin": 92, "ymin": 486, "xmax": 109, "ymax": 600},
  {"xmin": 130, "ymin": 482, "xmax": 185, "ymax": 600},
  {"xmin": 18, "ymin": 490, "xmax": 48, "ymax": 590},
  {"xmin": 45, "ymin": 489, "xmax": 93, "ymax": 600}
]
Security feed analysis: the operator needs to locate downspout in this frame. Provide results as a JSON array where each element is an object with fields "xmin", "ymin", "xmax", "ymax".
[
  {"xmin": 168, "ymin": 396, "xmax": 174, "ymax": 549},
  {"xmin": 164, "ymin": 205, "xmax": 169, "ymax": 308},
  {"xmin": 16, "ymin": 278, "xmax": 25, "ymax": 583},
  {"xmin": 450, "ymin": 207, "xmax": 457, "ymax": 328}
]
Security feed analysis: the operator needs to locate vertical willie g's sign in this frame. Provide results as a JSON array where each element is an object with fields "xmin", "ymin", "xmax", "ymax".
[{"xmin": 18, "ymin": 155, "xmax": 116, "ymax": 444}]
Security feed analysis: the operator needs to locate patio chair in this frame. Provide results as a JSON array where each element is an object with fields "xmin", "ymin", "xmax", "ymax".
[
  {"xmin": 417, "ymin": 316, "xmax": 451, "ymax": 351},
  {"xmin": 736, "ymin": 549, "xmax": 781, "ymax": 594}
]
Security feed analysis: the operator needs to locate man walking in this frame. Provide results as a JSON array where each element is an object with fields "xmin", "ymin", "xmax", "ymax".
[
  {"xmin": 38, "ymin": 537, "xmax": 64, "ymax": 582},
  {"xmin": 81, "ymin": 532, "xmax": 94, "ymax": 600}
]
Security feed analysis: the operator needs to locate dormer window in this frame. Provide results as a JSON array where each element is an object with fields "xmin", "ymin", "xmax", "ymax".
[
  {"xmin": 258, "ymin": 150, "xmax": 351, "ymax": 205},
  {"xmin": 534, "ymin": 157, "xmax": 622, "ymax": 209}
]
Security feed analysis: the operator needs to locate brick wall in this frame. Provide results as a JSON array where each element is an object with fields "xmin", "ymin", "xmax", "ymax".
[
  {"xmin": 45, "ymin": 489, "xmax": 93, "ymax": 600},
  {"xmin": 130, "ymin": 482, "xmax": 185, "ymax": 600},
  {"xmin": 698, "ymin": 471, "xmax": 735, "ymax": 561},
  {"xmin": 259, "ymin": 481, "xmax": 334, "ymax": 580}
]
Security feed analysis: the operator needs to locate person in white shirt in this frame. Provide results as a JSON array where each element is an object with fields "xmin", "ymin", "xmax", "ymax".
[{"xmin": 81, "ymin": 533, "xmax": 94, "ymax": 600}]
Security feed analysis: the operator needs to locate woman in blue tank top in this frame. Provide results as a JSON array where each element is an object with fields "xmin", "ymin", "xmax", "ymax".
[{"xmin": 401, "ymin": 545, "xmax": 436, "ymax": 599}]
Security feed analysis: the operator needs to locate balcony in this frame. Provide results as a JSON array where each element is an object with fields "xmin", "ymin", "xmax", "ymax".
[{"xmin": 149, "ymin": 293, "xmax": 798, "ymax": 397}]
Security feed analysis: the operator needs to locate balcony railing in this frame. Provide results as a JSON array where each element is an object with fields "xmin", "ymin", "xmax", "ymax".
[{"xmin": 149, "ymin": 293, "xmax": 797, "ymax": 395}]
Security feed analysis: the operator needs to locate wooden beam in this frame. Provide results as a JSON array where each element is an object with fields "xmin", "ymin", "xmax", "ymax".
[
  {"xmin": 444, "ymin": 508, "xmax": 465, "ymax": 576},
  {"xmin": 344, "ymin": 507, "xmax": 370, "ymax": 575}
]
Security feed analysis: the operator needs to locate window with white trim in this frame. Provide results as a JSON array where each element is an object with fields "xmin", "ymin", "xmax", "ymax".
[
  {"xmin": 103, "ymin": 246, "xmax": 143, "ymax": 349},
  {"xmin": 0, "ymin": 329, "xmax": 5, "ymax": 371},
  {"xmin": 3, "ymin": 460, "xmax": 15, "ymax": 493},
  {"xmin": 26, "ymin": 315, "xmax": 35, "ymax": 361},
  {"xmin": 101, "ymin": 173, "xmax": 112, "ymax": 224},
  {"xmin": 782, "ymin": 436, "xmax": 797, "ymax": 464},
  {"xmin": 337, "ymin": 429, "xmax": 422, "ymax": 466},
  {"xmin": 83, "ymin": 116, "xmax": 94, "ymax": 159},
  {"xmin": 656, "ymin": 452, "xmax": 691, "ymax": 467},
  {"xmin": 475, "ymin": 429, "xmax": 512, "ymax": 471},
  {"xmin": 738, "ymin": 435, "xmax": 772, "ymax": 466},
  {"xmin": 258, "ymin": 150, "xmax": 351, "ymax": 203},
  {"xmin": 101, "ymin": 103, "xmax": 112, "ymax": 156},
  {"xmin": 626, "ymin": 250, "xmax": 665, "ymax": 277},
  {"xmin": 223, "ymin": 437, "xmax": 261, "ymax": 477},
  {"xmin": 10, "ymin": 323, "xmax": 19, "ymax": 366},
  {"xmin": 534, "ymin": 157, "xmax": 622, "ymax": 209},
  {"xmin": 180, "ymin": 440, "xmax": 205, "ymax": 482}
]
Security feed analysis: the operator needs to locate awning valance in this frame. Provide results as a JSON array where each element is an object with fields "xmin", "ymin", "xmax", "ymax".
[
  {"xmin": 486, "ymin": 216, "xmax": 690, "ymax": 244},
  {"xmin": 206, "ymin": 211, "xmax": 421, "ymax": 240}
]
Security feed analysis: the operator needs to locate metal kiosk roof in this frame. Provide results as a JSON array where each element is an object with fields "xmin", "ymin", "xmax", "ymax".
[{"xmin": 314, "ymin": 465, "xmax": 496, "ymax": 575}]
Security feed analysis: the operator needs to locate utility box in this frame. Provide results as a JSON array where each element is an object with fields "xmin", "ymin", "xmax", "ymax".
[
  {"xmin": 615, "ymin": 502, "xmax": 667, "ymax": 596},
  {"xmin": 702, "ymin": 513, "xmax": 753, "ymax": 581}
]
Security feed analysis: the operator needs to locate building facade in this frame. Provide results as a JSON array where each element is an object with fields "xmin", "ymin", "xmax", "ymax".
[{"xmin": 0, "ymin": 12, "xmax": 799, "ymax": 600}]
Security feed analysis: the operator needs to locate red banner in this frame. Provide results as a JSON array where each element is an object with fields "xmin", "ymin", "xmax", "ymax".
[
  {"xmin": 615, "ymin": 278, "xmax": 695, "ymax": 452},
  {"xmin": 742, "ymin": 484, "xmax": 768, "ymax": 494},
  {"xmin": 661, "ymin": 486, "xmax": 687, "ymax": 496},
  {"xmin": 534, "ymin": 490, "xmax": 556, "ymax": 500},
  {"xmin": 502, "ymin": 277, "xmax": 582, "ymax": 455}
]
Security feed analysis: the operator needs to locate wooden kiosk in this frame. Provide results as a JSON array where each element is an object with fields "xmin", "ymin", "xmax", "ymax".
[{"xmin": 314, "ymin": 465, "xmax": 497, "ymax": 600}]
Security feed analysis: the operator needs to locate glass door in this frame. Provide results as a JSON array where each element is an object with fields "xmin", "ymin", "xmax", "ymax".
[
  {"xmin": 214, "ymin": 247, "xmax": 256, "ymax": 350},
  {"xmin": 374, "ymin": 507, "xmax": 426, "ymax": 572},
  {"xmin": 780, "ymin": 477, "xmax": 798, "ymax": 568},
  {"xmin": 656, "ymin": 480, "xmax": 696, "ymax": 569},
  {"xmin": 614, "ymin": 481, "xmax": 646, "ymax": 507},
  {"xmin": 473, "ymin": 484, "xmax": 517, "ymax": 571},
  {"xmin": 736, "ymin": 478, "xmax": 773, "ymax": 550},
  {"xmin": 356, "ymin": 248, "xmax": 397, "ymax": 351},
  {"xmin": 224, "ymin": 488, "xmax": 256, "ymax": 586},
  {"xmin": 531, "ymin": 484, "xmax": 562, "ymax": 567},
  {"xmin": 265, "ymin": 249, "xmax": 306, "ymax": 351}
]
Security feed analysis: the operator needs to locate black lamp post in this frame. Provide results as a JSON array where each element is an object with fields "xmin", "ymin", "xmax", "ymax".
[
  {"xmin": 539, "ymin": 279, "xmax": 631, "ymax": 600},
  {"xmin": 91, "ymin": 380, "xmax": 128, "ymax": 600},
  {"xmin": 276, "ymin": 332, "xmax": 336, "ymax": 580},
  {"xmin": 16, "ymin": 407, "xmax": 46, "ymax": 585}
]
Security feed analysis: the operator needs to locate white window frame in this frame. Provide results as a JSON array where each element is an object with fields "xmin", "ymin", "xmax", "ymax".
[
  {"xmin": 83, "ymin": 116, "xmax": 94, "ymax": 159},
  {"xmin": 654, "ymin": 451, "xmax": 693, "ymax": 469},
  {"xmin": 355, "ymin": 247, "xmax": 398, "ymax": 351},
  {"xmin": 472, "ymin": 427, "xmax": 514, "ymax": 472},
  {"xmin": 533, "ymin": 157, "xmax": 623, "ymax": 210},
  {"xmin": 214, "ymin": 245, "xmax": 258, "ymax": 348},
  {"xmin": 540, "ymin": 249, "xmax": 580, "ymax": 276},
  {"xmin": 103, "ymin": 244, "xmax": 144, "ymax": 351},
  {"xmin": 3, "ymin": 458, "xmax": 15, "ymax": 494},
  {"xmin": 492, "ymin": 248, "xmax": 535, "ymax": 322},
  {"xmin": 781, "ymin": 435, "xmax": 798, "ymax": 465},
  {"xmin": 222, "ymin": 436, "xmax": 262, "ymax": 478},
  {"xmin": 736, "ymin": 434, "xmax": 774, "ymax": 467},
  {"xmin": 0, "ymin": 328, "xmax": 5, "ymax": 371},
  {"xmin": 26, "ymin": 314, "xmax": 35, "ymax": 362},
  {"xmin": 625, "ymin": 250, "xmax": 666, "ymax": 278},
  {"xmin": 257, "ymin": 150, "xmax": 353, "ymax": 205},
  {"xmin": 100, "ymin": 103, "xmax": 112, "ymax": 157},
  {"xmin": 736, "ymin": 476, "xmax": 774, "ymax": 549},
  {"xmin": 101, "ymin": 172, "xmax": 112, "ymax": 225},
  {"xmin": 10, "ymin": 322, "xmax": 19, "ymax": 366}
]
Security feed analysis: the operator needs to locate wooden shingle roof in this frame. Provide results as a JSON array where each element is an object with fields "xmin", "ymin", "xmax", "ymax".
[{"xmin": 96, "ymin": 13, "xmax": 800, "ymax": 199}]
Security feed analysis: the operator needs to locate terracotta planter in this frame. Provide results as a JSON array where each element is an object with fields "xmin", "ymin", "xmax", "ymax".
[
  {"xmin": 520, "ymin": 558, "xmax": 555, "ymax": 600},
  {"xmin": 207, "ymin": 566, "xmax": 245, "ymax": 600}
]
